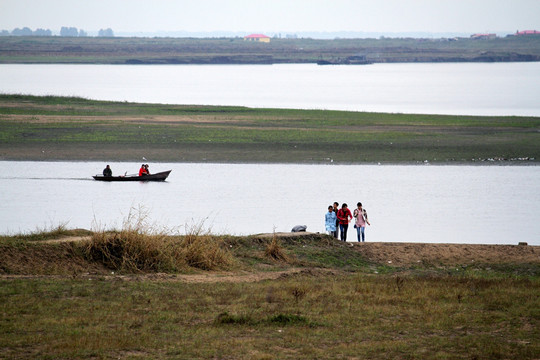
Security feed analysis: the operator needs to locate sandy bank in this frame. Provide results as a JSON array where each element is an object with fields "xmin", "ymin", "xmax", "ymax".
[{"xmin": 256, "ymin": 231, "xmax": 540, "ymax": 266}]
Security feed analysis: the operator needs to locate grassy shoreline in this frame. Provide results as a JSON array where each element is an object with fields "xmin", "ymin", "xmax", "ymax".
[
  {"xmin": 1, "ymin": 228, "xmax": 539, "ymax": 359},
  {"xmin": 1, "ymin": 94, "xmax": 539, "ymax": 164}
]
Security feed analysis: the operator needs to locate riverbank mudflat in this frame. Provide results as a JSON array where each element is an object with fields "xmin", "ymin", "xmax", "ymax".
[{"xmin": 1, "ymin": 95, "xmax": 539, "ymax": 164}]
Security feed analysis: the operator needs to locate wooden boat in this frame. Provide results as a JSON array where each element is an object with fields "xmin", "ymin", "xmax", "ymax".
[{"xmin": 93, "ymin": 170, "xmax": 171, "ymax": 182}]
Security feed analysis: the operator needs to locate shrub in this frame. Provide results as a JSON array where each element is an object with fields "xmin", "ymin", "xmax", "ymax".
[
  {"xmin": 214, "ymin": 312, "xmax": 253, "ymax": 325},
  {"xmin": 267, "ymin": 314, "xmax": 308, "ymax": 325}
]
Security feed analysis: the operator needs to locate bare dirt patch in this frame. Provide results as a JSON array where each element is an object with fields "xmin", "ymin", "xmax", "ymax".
[
  {"xmin": 0, "ymin": 268, "xmax": 310, "ymax": 283},
  {"xmin": 351, "ymin": 242, "xmax": 540, "ymax": 266},
  {"xmin": 134, "ymin": 268, "xmax": 309, "ymax": 283},
  {"xmin": 40, "ymin": 236, "xmax": 92, "ymax": 244},
  {"xmin": 1, "ymin": 113, "xmax": 253, "ymax": 125}
]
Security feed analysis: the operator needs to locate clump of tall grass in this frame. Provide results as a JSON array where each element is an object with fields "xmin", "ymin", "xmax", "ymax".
[
  {"xmin": 84, "ymin": 212, "xmax": 234, "ymax": 273},
  {"xmin": 179, "ymin": 221, "xmax": 235, "ymax": 270},
  {"xmin": 267, "ymin": 313, "xmax": 308, "ymax": 325},
  {"xmin": 214, "ymin": 312, "xmax": 309, "ymax": 326},
  {"xmin": 214, "ymin": 312, "xmax": 254, "ymax": 325},
  {"xmin": 265, "ymin": 232, "xmax": 290, "ymax": 262}
]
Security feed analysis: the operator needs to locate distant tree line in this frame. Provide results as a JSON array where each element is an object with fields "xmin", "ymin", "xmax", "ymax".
[
  {"xmin": 60, "ymin": 27, "xmax": 87, "ymax": 37},
  {"xmin": 1, "ymin": 27, "xmax": 52, "ymax": 36},
  {"xmin": 97, "ymin": 28, "xmax": 114, "ymax": 37},
  {"xmin": 0, "ymin": 27, "xmax": 114, "ymax": 37}
]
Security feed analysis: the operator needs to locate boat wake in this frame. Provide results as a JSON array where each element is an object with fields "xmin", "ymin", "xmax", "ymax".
[{"xmin": 0, "ymin": 177, "xmax": 93, "ymax": 181}]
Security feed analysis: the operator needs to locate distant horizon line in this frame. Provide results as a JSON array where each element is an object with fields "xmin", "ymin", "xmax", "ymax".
[
  {"xmin": 116, "ymin": 30, "xmax": 518, "ymax": 38},
  {"xmin": 3, "ymin": 28, "xmax": 532, "ymax": 39}
]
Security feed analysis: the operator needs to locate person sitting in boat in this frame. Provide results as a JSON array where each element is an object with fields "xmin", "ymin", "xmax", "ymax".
[
  {"xmin": 102, "ymin": 165, "xmax": 112, "ymax": 177},
  {"xmin": 139, "ymin": 164, "xmax": 148, "ymax": 176},
  {"xmin": 144, "ymin": 164, "xmax": 151, "ymax": 175}
]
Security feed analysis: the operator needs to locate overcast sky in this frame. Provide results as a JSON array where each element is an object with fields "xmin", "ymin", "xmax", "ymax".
[{"xmin": 1, "ymin": 0, "xmax": 539, "ymax": 36}]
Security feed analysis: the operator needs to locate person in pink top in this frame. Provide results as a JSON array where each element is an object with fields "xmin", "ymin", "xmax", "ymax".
[{"xmin": 353, "ymin": 202, "xmax": 370, "ymax": 242}]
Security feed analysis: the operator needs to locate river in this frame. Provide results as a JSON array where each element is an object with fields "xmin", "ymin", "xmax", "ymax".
[
  {"xmin": 1, "ymin": 161, "xmax": 538, "ymax": 245},
  {"xmin": 1, "ymin": 62, "xmax": 540, "ymax": 116},
  {"xmin": 1, "ymin": 63, "xmax": 539, "ymax": 244}
]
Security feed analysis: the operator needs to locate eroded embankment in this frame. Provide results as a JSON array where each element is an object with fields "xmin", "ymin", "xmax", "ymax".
[{"xmin": 1, "ymin": 232, "xmax": 539, "ymax": 282}]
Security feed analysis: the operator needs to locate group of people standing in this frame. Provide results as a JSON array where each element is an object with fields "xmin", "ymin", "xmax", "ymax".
[{"xmin": 325, "ymin": 202, "xmax": 370, "ymax": 242}]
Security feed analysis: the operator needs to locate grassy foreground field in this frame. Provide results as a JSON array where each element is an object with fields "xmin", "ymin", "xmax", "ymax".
[
  {"xmin": 1, "ymin": 227, "xmax": 539, "ymax": 359},
  {"xmin": 1, "ymin": 94, "xmax": 539, "ymax": 163}
]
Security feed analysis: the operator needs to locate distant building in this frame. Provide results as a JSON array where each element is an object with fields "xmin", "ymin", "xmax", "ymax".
[
  {"xmin": 515, "ymin": 30, "xmax": 540, "ymax": 36},
  {"xmin": 244, "ymin": 34, "xmax": 271, "ymax": 43},
  {"xmin": 470, "ymin": 33, "xmax": 497, "ymax": 40}
]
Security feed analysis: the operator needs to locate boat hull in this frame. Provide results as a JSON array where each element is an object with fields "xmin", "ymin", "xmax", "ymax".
[{"xmin": 93, "ymin": 170, "xmax": 171, "ymax": 182}]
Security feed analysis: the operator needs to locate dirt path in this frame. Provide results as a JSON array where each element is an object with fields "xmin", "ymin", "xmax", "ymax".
[
  {"xmin": 257, "ymin": 232, "xmax": 540, "ymax": 266},
  {"xmin": 117, "ymin": 268, "xmax": 323, "ymax": 283},
  {"xmin": 40, "ymin": 236, "xmax": 92, "ymax": 244},
  {"xmin": 0, "ymin": 268, "xmax": 322, "ymax": 283}
]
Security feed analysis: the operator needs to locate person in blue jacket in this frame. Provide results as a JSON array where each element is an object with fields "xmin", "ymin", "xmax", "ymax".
[{"xmin": 325, "ymin": 205, "xmax": 337, "ymax": 236}]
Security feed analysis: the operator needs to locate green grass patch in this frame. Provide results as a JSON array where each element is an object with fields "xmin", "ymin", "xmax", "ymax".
[
  {"xmin": 0, "ymin": 274, "xmax": 538, "ymax": 359},
  {"xmin": 1, "ymin": 94, "xmax": 539, "ymax": 163},
  {"xmin": 0, "ymin": 224, "xmax": 90, "ymax": 242}
]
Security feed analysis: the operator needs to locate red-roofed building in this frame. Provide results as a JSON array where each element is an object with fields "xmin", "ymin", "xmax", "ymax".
[
  {"xmin": 516, "ymin": 30, "xmax": 540, "ymax": 36},
  {"xmin": 244, "ymin": 34, "xmax": 271, "ymax": 43}
]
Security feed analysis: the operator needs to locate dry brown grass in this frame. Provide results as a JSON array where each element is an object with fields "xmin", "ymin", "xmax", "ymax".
[
  {"xmin": 84, "ymin": 212, "xmax": 234, "ymax": 273},
  {"xmin": 177, "ymin": 221, "xmax": 235, "ymax": 270},
  {"xmin": 265, "ymin": 231, "xmax": 290, "ymax": 262}
]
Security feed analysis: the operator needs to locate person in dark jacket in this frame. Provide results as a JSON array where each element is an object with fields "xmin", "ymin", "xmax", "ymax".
[
  {"xmin": 103, "ymin": 165, "xmax": 112, "ymax": 177},
  {"xmin": 336, "ymin": 203, "xmax": 353, "ymax": 241},
  {"xmin": 332, "ymin": 202, "xmax": 340, "ymax": 238}
]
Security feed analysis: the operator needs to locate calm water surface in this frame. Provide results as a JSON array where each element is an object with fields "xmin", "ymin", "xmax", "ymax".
[
  {"xmin": 1, "ymin": 161, "xmax": 538, "ymax": 245},
  {"xmin": 1, "ymin": 63, "xmax": 540, "ymax": 116}
]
